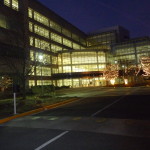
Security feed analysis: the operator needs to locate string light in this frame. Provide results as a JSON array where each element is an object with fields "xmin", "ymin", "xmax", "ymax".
[
  {"xmin": 103, "ymin": 64, "xmax": 118, "ymax": 81},
  {"xmin": 140, "ymin": 56, "xmax": 150, "ymax": 76}
]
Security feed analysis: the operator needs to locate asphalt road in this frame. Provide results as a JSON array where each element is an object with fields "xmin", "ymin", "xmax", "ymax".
[{"xmin": 0, "ymin": 87, "xmax": 150, "ymax": 150}]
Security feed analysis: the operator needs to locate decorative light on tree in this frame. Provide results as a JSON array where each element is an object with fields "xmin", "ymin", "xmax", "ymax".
[
  {"xmin": 126, "ymin": 65, "xmax": 139, "ymax": 76},
  {"xmin": 103, "ymin": 64, "xmax": 118, "ymax": 85},
  {"xmin": 0, "ymin": 76, "xmax": 12, "ymax": 92},
  {"xmin": 139, "ymin": 56, "xmax": 150, "ymax": 76}
]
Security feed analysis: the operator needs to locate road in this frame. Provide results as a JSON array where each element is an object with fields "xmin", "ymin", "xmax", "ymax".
[{"xmin": 0, "ymin": 87, "xmax": 150, "ymax": 150}]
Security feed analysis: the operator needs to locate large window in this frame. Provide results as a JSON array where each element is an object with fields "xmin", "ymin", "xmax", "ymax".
[
  {"xmin": 12, "ymin": 0, "xmax": 18, "ymax": 10},
  {"xmin": 4, "ymin": 0, "xmax": 10, "ymax": 7},
  {"xmin": 73, "ymin": 43, "xmax": 80, "ymax": 49},
  {"xmin": 62, "ymin": 53, "xmax": 71, "ymax": 65},
  {"xmin": 4, "ymin": 0, "xmax": 19, "ymax": 11},
  {"xmin": 36, "ymin": 66, "xmax": 51, "ymax": 76},
  {"xmin": 63, "ymin": 38, "xmax": 72, "ymax": 48},
  {"xmin": 28, "ymin": 8, "xmax": 33, "ymax": 18},
  {"xmin": 52, "ymin": 56, "xmax": 58, "ymax": 65},
  {"xmin": 34, "ymin": 24, "xmax": 49, "ymax": 39},
  {"xmin": 29, "ymin": 22, "xmax": 33, "ymax": 32},
  {"xmin": 30, "ymin": 51, "xmax": 51, "ymax": 64},
  {"xmin": 34, "ymin": 11, "xmax": 49, "ymax": 26},
  {"xmin": 72, "ymin": 65, "xmax": 98, "ymax": 72},
  {"xmin": 51, "ymin": 33, "xmax": 62, "ymax": 44},
  {"xmin": 72, "ymin": 52, "xmax": 97, "ymax": 64},
  {"xmin": 34, "ymin": 38, "xmax": 51, "ymax": 51},
  {"xmin": 51, "ymin": 44, "xmax": 62, "ymax": 53},
  {"xmin": 50, "ymin": 21, "xmax": 61, "ymax": 32},
  {"xmin": 115, "ymin": 44, "xmax": 135, "ymax": 55}
]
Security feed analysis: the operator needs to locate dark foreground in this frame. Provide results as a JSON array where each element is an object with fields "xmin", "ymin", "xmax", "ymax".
[{"xmin": 0, "ymin": 87, "xmax": 150, "ymax": 150}]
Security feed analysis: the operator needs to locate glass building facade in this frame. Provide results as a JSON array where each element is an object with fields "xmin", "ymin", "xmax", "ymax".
[{"xmin": 0, "ymin": 0, "xmax": 150, "ymax": 87}]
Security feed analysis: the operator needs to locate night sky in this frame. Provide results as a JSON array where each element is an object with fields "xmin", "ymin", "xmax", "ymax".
[{"xmin": 38, "ymin": 0, "xmax": 150, "ymax": 38}]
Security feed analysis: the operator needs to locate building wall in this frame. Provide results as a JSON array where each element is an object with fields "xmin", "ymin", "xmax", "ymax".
[
  {"xmin": 0, "ymin": 0, "xmax": 150, "ymax": 88},
  {"xmin": 113, "ymin": 37, "xmax": 150, "ymax": 65},
  {"xmin": 0, "ymin": 0, "xmax": 24, "ymax": 80}
]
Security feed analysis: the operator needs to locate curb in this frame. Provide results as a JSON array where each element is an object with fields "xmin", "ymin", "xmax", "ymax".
[{"xmin": 0, "ymin": 97, "xmax": 79, "ymax": 124}]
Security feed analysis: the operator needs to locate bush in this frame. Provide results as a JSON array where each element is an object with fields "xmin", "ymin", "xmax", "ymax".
[{"xmin": 31, "ymin": 85, "xmax": 55, "ymax": 94}]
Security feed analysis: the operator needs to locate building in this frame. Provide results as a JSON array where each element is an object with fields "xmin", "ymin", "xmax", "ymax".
[{"xmin": 0, "ymin": 0, "xmax": 150, "ymax": 88}]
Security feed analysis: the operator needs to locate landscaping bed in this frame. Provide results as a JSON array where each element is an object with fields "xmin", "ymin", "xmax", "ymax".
[{"xmin": 0, "ymin": 95, "xmax": 72, "ymax": 119}]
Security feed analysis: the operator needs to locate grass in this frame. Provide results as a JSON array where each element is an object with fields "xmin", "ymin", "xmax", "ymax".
[{"xmin": 0, "ymin": 93, "xmax": 72, "ymax": 119}]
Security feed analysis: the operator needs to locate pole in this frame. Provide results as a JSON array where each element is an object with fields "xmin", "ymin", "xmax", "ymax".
[
  {"xmin": 13, "ymin": 93, "xmax": 17, "ymax": 115},
  {"xmin": 41, "ymin": 65, "xmax": 43, "ymax": 96}
]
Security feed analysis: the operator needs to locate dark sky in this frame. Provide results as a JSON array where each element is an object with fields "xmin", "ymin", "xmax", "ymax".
[{"xmin": 38, "ymin": 0, "xmax": 150, "ymax": 38}]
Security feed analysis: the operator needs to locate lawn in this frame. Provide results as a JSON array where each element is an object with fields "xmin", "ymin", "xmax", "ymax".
[{"xmin": 0, "ymin": 92, "xmax": 72, "ymax": 119}]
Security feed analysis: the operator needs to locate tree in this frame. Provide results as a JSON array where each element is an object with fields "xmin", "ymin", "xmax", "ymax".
[
  {"xmin": 139, "ymin": 56, "xmax": 150, "ymax": 76},
  {"xmin": 0, "ymin": 76, "xmax": 12, "ymax": 92},
  {"xmin": 103, "ymin": 64, "xmax": 118, "ymax": 85},
  {"xmin": 1, "ymin": 53, "xmax": 38, "ymax": 99}
]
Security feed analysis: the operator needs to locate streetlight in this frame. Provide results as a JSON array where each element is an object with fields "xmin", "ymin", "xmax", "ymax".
[{"xmin": 39, "ymin": 55, "xmax": 44, "ymax": 96}]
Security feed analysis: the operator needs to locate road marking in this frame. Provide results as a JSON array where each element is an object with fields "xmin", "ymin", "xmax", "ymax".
[
  {"xmin": 91, "ymin": 87, "xmax": 140, "ymax": 117},
  {"xmin": 91, "ymin": 95, "xmax": 126, "ymax": 117},
  {"xmin": 34, "ymin": 131, "xmax": 69, "ymax": 150}
]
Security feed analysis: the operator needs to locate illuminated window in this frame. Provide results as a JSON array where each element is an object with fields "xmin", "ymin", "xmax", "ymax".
[
  {"xmin": 51, "ymin": 33, "xmax": 62, "ymax": 44},
  {"xmin": 63, "ymin": 66, "xmax": 71, "ymax": 73},
  {"xmin": 63, "ymin": 38, "xmax": 72, "ymax": 48},
  {"xmin": 52, "ymin": 68, "xmax": 58, "ymax": 74},
  {"xmin": 73, "ymin": 43, "xmax": 80, "ymax": 49},
  {"xmin": 4, "ymin": 0, "xmax": 10, "ymax": 7},
  {"xmin": 62, "ymin": 53, "xmax": 71, "ymax": 64},
  {"xmin": 30, "ymin": 66, "xmax": 35, "ymax": 75},
  {"xmin": 36, "ymin": 66, "xmax": 51, "ymax": 76},
  {"xmin": 63, "ymin": 79, "xmax": 72, "ymax": 86},
  {"xmin": 52, "ymin": 56, "xmax": 58, "ymax": 65},
  {"xmin": 28, "ymin": 8, "xmax": 33, "ymax": 18},
  {"xmin": 37, "ymin": 80, "xmax": 51, "ymax": 86},
  {"xmin": 29, "ymin": 36, "xmax": 34, "ymax": 46},
  {"xmin": 42, "ymin": 67, "xmax": 51, "ymax": 76},
  {"xmin": 34, "ymin": 38, "xmax": 50, "ymax": 51},
  {"xmin": 34, "ymin": 24, "xmax": 49, "ymax": 39},
  {"xmin": 51, "ymin": 44, "xmax": 62, "ymax": 53},
  {"xmin": 98, "ymin": 52, "xmax": 106, "ymax": 63},
  {"xmin": 29, "ymin": 80, "xmax": 35, "ymax": 87},
  {"xmin": 34, "ymin": 11, "xmax": 49, "ymax": 26},
  {"xmin": 29, "ymin": 22, "xmax": 33, "ymax": 32},
  {"xmin": 4, "ymin": 0, "xmax": 19, "ymax": 11},
  {"xmin": 50, "ymin": 21, "xmax": 61, "ymax": 32},
  {"xmin": 35, "ymin": 52, "xmax": 51, "ymax": 64},
  {"xmin": 12, "ymin": 0, "xmax": 19, "ymax": 10},
  {"xmin": 71, "ymin": 65, "xmax": 99, "ymax": 72},
  {"xmin": 72, "ymin": 52, "xmax": 97, "ymax": 64},
  {"xmin": 30, "ymin": 50, "xmax": 35, "ymax": 61}
]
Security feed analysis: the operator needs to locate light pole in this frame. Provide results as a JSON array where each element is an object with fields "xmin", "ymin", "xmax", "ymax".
[{"xmin": 39, "ymin": 55, "xmax": 44, "ymax": 96}]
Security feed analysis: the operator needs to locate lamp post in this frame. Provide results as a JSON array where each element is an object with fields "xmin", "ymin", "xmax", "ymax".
[{"xmin": 39, "ymin": 55, "xmax": 44, "ymax": 96}]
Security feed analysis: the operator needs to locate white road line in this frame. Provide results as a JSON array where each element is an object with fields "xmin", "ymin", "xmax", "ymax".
[
  {"xmin": 91, "ymin": 95, "xmax": 126, "ymax": 117},
  {"xmin": 91, "ymin": 87, "xmax": 140, "ymax": 117},
  {"xmin": 34, "ymin": 131, "xmax": 69, "ymax": 150}
]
